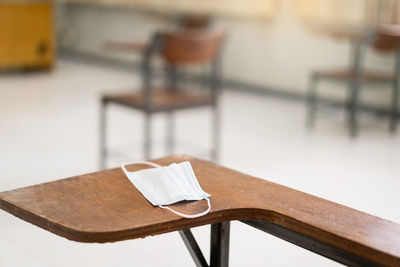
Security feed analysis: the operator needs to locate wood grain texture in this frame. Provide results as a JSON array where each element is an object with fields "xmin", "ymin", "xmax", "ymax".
[{"xmin": 0, "ymin": 155, "xmax": 400, "ymax": 266}]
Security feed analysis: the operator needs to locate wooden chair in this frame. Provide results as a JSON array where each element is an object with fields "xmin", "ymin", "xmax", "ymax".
[
  {"xmin": 1, "ymin": 155, "xmax": 400, "ymax": 266},
  {"xmin": 178, "ymin": 14, "xmax": 211, "ymax": 30},
  {"xmin": 103, "ymin": 15, "xmax": 212, "ymax": 55},
  {"xmin": 100, "ymin": 30, "xmax": 225, "ymax": 168},
  {"xmin": 307, "ymin": 25, "xmax": 400, "ymax": 137}
]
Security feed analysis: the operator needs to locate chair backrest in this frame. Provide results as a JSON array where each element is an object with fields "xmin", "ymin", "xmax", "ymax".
[
  {"xmin": 373, "ymin": 25, "xmax": 400, "ymax": 53},
  {"xmin": 179, "ymin": 15, "xmax": 211, "ymax": 30},
  {"xmin": 141, "ymin": 30, "xmax": 225, "ymax": 107},
  {"xmin": 312, "ymin": 25, "xmax": 400, "ymax": 53},
  {"xmin": 159, "ymin": 30, "xmax": 225, "ymax": 65}
]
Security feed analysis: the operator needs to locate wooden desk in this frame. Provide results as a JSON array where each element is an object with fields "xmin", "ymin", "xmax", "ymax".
[{"xmin": 1, "ymin": 155, "xmax": 400, "ymax": 266}]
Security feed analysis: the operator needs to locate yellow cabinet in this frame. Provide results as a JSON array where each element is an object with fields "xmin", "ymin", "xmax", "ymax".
[{"xmin": 0, "ymin": 1, "xmax": 54, "ymax": 70}]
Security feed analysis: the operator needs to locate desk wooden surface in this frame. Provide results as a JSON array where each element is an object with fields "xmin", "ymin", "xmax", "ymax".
[{"xmin": 0, "ymin": 155, "xmax": 399, "ymax": 266}]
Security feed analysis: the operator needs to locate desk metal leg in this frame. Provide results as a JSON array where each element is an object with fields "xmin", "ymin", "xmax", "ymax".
[
  {"xmin": 179, "ymin": 229, "xmax": 209, "ymax": 267},
  {"xmin": 241, "ymin": 220, "xmax": 380, "ymax": 267},
  {"xmin": 210, "ymin": 222, "xmax": 230, "ymax": 267},
  {"xmin": 99, "ymin": 100, "xmax": 107, "ymax": 169}
]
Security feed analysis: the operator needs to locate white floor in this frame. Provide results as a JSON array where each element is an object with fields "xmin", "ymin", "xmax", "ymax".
[{"xmin": 1, "ymin": 60, "xmax": 400, "ymax": 267}]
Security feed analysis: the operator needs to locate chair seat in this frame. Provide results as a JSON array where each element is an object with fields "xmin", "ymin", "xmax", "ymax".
[
  {"xmin": 103, "ymin": 89, "xmax": 214, "ymax": 112},
  {"xmin": 313, "ymin": 69, "xmax": 393, "ymax": 84}
]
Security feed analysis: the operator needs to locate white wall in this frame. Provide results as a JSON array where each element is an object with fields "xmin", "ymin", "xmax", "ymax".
[{"xmin": 58, "ymin": 0, "xmax": 395, "ymax": 107}]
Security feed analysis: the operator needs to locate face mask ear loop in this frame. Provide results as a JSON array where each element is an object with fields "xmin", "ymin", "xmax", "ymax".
[
  {"xmin": 122, "ymin": 161, "xmax": 211, "ymax": 218},
  {"xmin": 159, "ymin": 198, "xmax": 211, "ymax": 219},
  {"xmin": 121, "ymin": 161, "xmax": 162, "ymax": 175}
]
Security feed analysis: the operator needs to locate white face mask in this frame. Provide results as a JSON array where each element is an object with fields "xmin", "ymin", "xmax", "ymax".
[{"xmin": 121, "ymin": 161, "xmax": 211, "ymax": 218}]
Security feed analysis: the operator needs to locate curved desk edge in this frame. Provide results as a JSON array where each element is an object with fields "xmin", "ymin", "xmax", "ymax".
[{"xmin": 0, "ymin": 155, "xmax": 399, "ymax": 267}]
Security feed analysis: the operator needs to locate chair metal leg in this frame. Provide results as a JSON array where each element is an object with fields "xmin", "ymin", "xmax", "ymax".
[
  {"xmin": 210, "ymin": 222, "xmax": 230, "ymax": 267},
  {"xmin": 345, "ymin": 84, "xmax": 352, "ymax": 123},
  {"xmin": 211, "ymin": 105, "xmax": 220, "ymax": 162},
  {"xmin": 306, "ymin": 76, "xmax": 318, "ymax": 129},
  {"xmin": 390, "ymin": 79, "xmax": 399, "ymax": 133},
  {"xmin": 390, "ymin": 49, "xmax": 400, "ymax": 133},
  {"xmin": 349, "ymin": 82, "xmax": 360, "ymax": 138},
  {"xmin": 166, "ymin": 111, "xmax": 175, "ymax": 155},
  {"xmin": 99, "ymin": 100, "xmax": 107, "ymax": 170},
  {"xmin": 348, "ymin": 41, "xmax": 364, "ymax": 138},
  {"xmin": 144, "ymin": 112, "xmax": 151, "ymax": 160}
]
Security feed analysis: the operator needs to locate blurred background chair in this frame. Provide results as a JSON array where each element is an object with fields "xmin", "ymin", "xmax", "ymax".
[
  {"xmin": 100, "ymin": 30, "xmax": 225, "ymax": 168},
  {"xmin": 307, "ymin": 26, "xmax": 400, "ymax": 137},
  {"xmin": 103, "ymin": 14, "xmax": 211, "ymax": 56}
]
